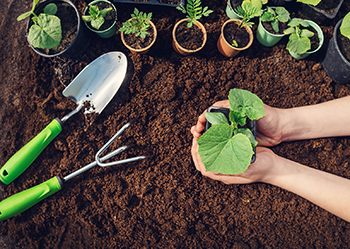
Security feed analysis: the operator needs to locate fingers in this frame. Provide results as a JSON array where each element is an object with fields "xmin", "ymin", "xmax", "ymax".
[{"xmin": 213, "ymin": 100, "xmax": 230, "ymax": 108}]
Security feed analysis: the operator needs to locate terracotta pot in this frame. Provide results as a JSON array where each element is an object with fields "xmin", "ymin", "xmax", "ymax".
[
  {"xmin": 120, "ymin": 20, "xmax": 157, "ymax": 55},
  {"xmin": 217, "ymin": 19, "xmax": 254, "ymax": 57},
  {"xmin": 172, "ymin": 18, "xmax": 207, "ymax": 56}
]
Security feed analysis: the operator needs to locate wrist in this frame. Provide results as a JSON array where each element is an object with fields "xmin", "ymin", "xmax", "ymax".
[{"xmin": 279, "ymin": 107, "xmax": 311, "ymax": 142}]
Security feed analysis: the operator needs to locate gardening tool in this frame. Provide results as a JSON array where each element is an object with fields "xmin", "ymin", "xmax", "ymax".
[
  {"xmin": 0, "ymin": 52, "xmax": 128, "ymax": 185},
  {"xmin": 0, "ymin": 122, "xmax": 145, "ymax": 221}
]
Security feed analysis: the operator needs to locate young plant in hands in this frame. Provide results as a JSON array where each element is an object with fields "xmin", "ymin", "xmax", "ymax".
[
  {"xmin": 261, "ymin": 6, "xmax": 290, "ymax": 33},
  {"xmin": 197, "ymin": 89, "xmax": 266, "ymax": 175},
  {"xmin": 17, "ymin": 0, "xmax": 62, "ymax": 49},
  {"xmin": 82, "ymin": 4, "xmax": 113, "ymax": 30},
  {"xmin": 284, "ymin": 18, "xmax": 314, "ymax": 54},
  {"xmin": 119, "ymin": 8, "xmax": 152, "ymax": 39},
  {"xmin": 176, "ymin": 0, "xmax": 213, "ymax": 28}
]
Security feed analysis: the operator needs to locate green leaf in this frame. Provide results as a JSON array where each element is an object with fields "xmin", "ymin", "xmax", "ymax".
[
  {"xmin": 340, "ymin": 12, "xmax": 350, "ymax": 40},
  {"xmin": 288, "ymin": 18, "xmax": 308, "ymax": 28},
  {"xmin": 17, "ymin": 11, "xmax": 32, "ymax": 21},
  {"xmin": 276, "ymin": 7, "xmax": 290, "ymax": 23},
  {"xmin": 197, "ymin": 124, "xmax": 254, "ymax": 174},
  {"xmin": 28, "ymin": 13, "xmax": 62, "ymax": 49},
  {"xmin": 91, "ymin": 16, "xmax": 105, "ymax": 30},
  {"xmin": 43, "ymin": 3, "xmax": 57, "ymax": 15},
  {"xmin": 82, "ymin": 15, "xmax": 93, "ymax": 22},
  {"xmin": 205, "ymin": 112, "xmax": 229, "ymax": 125},
  {"xmin": 261, "ymin": 12, "xmax": 274, "ymax": 22},
  {"xmin": 229, "ymin": 110, "xmax": 246, "ymax": 127},
  {"xmin": 99, "ymin": 7, "xmax": 112, "ymax": 18},
  {"xmin": 284, "ymin": 27, "xmax": 295, "ymax": 35},
  {"xmin": 300, "ymin": 29, "xmax": 314, "ymax": 38},
  {"xmin": 296, "ymin": 0, "xmax": 322, "ymax": 6},
  {"xmin": 271, "ymin": 19, "xmax": 279, "ymax": 33},
  {"xmin": 228, "ymin": 89, "xmax": 266, "ymax": 121},
  {"xmin": 286, "ymin": 34, "xmax": 310, "ymax": 54}
]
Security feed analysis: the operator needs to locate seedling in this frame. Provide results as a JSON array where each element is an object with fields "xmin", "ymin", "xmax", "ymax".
[
  {"xmin": 119, "ymin": 8, "xmax": 152, "ymax": 39},
  {"xmin": 176, "ymin": 0, "xmax": 213, "ymax": 28},
  {"xmin": 340, "ymin": 12, "xmax": 350, "ymax": 40},
  {"xmin": 17, "ymin": 0, "xmax": 62, "ymax": 49},
  {"xmin": 284, "ymin": 18, "xmax": 314, "ymax": 54},
  {"xmin": 231, "ymin": 0, "xmax": 263, "ymax": 47},
  {"xmin": 261, "ymin": 6, "xmax": 290, "ymax": 33},
  {"xmin": 82, "ymin": 4, "xmax": 113, "ymax": 30},
  {"xmin": 197, "ymin": 89, "xmax": 266, "ymax": 175},
  {"xmin": 296, "ymin": 0, "xmax": 321, "ymax": 6}
]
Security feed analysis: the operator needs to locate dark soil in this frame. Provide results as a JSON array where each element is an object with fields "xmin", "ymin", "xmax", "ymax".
[
  {"xmin": 315, "ymin": 0, "xmax": 342, "ymax": 14},
  {"xmin": 337, "ymin": 28, "xmax": 350, "ymax": 62},
  {"xmin": 229, "ymin": 0, "xmax": 243, "ymax": 9},
  {"xmin": 158, "ymin": 0, "xmax": 182, "ymax": 4},
  {"xmin": 123, "ymin": 23, "xmax": 155, "ymax": 49},
  {"xmin": 175, "ymin": 22, "xmax": 204, "ymax": 50},
  {"xmin": 262, "ymin": 21, "xmax": 289, "ymax": 35},
  {"xmin": 84, "ymin": 1, "xmax": 117, "ymax": 31},
  {"xmin": 34, "ymin": 2, "xmax": 78, "ymax": 55},
  {"xmin": 223, "ymin": 22, "xmax": 250, "ymax": 48},
  {"xmin": 307, "ymin": 25, "xmax": 320, "ymax": 52},
  {"xmin": 1, "ymin": 0, "xmax": 350, "ymax": 248}
]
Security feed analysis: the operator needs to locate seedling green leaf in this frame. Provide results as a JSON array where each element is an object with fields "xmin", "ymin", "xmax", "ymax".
[
  {"xmin": 198, "ymin": 124, "xmax": 254, "ymax": 175},
  {"xmin": 176, "ymin": 0, "xmax": 213, "ymax": 28},
  {"xmin": 119, "ymin": 8, "xmax": 152, "ymax": 39},
  {"xmin": 261, "ymin": 7, "xmax": 290, "ymax": 33},
  {"xmin": 340, "ymin": 12, "xmax": 350, "ymax": 40},
  {"xmin": 284, "ymin": 18, "xmax": 314, "ymax": 55},
  {"xmin": 82, "ymin": 4, "xmax": 113, "ymax": 30},
  {"xmin": 28, "ymin": 13, "xmax": 62, "ymax": 49},
  {"xmin": 197, "ymin": 88, "xmax": 266, "ymax": 174},
  {"xmin": 296, "ymin": 0, "xmax": 321, "ymax": 7}
]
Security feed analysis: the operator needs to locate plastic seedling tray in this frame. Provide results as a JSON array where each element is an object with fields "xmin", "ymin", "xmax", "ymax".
[
  {"xmin": 112, "ymin": 0, "xmax": 184, "ymax": 7},
  {"xmin": 205, "ymin": 106, "xmax": 257, "ymax": 163}
]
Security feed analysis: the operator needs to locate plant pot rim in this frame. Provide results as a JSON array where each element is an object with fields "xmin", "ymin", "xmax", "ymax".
[
  {"xmin": 226, "ymin": 0, "xmax": 243, "ymax": 19},
  {"xmin": 172, "ymin": 18, "xmax": 207, "ymax": 53},
  {"xmin": 120, "ymin": 19, "xmax": 157, "ymax": 54},
  {"xmin": 333, "ymin": 18, "xmax": 350, "ymax": 66},
  {"xmin": 302, "ymin": 0, "xmax": 344, "ymax": 19},
  {"xmin": 26, "ymin": 0, "xmax": 82, "ymax": 58},
  {"xmin": 84, "ymin": 0, "xmax": 117, "ymax": 34},
  {"xmin": 303, "ymin": 19, "xmax": 324, "ymax": 54},
  {"xmin": 221, "ymin": 19, "xmax": 253, "ymax": 51}
]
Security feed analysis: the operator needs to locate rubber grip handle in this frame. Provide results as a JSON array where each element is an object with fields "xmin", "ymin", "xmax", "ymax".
[
  {"xmin": 0, "ymin": 119, "xmax": 62, "ymax": 185},
  {"xmin": 0, "ymin": 176, "xmax": 63, "ymax": 221}
]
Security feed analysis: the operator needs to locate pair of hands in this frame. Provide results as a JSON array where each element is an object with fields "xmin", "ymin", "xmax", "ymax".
[{"xmin": 190, "ymin": 100, "xmax": 284, "ymax": 185}]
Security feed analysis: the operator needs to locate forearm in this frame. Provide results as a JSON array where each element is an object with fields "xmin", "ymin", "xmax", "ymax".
[
  {"xmin": 280, "ymin": 96, "xmax": 350, "ymax": 141},
  {"xmin": 265, "ymin": 156, "xmax": 350, "ymax": 222}
]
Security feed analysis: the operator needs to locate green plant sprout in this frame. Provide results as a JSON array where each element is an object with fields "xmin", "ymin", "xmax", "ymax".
[
  {"xmin": 284, "ymin": 18, "xmax": 314, "ymax": 54},
  {"xmin": 197, "ymin": 88, "xmax": 266, "ymax": 175},
  {"xmin": 17, "ymin": 0, "xmax": 62, "ymax": 49},
  {"xmin": 119, "ymin": 8, "xmax": 152, "ymax": 39},
  {"xmin": 340, "ymin": 12, "xmax": 350, "ymax": 41},
  {"xmin": 176, "ymin": 0, "xmax": 213, "ymax": 28},
  {"xmin": 82, "ymin": 4, "xmax": 113, "ymax": 30},
  {"xmin": 231, "ymin": 40, "xmax": 238, "ymax": 47},
  {"xmin": 296, "ymin": 0, "xmax": 322, "ymax": 6},
  {"xmin": 260, "ymin": 6, "xmax": 290, "ymax": 33},
  {"xmin": 231, "ymin": 0, "xmax": 263, "ymax": 47}
]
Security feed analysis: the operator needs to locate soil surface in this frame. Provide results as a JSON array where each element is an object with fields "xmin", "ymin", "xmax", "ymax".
[
  {"xmin": 223, "ymin": 21, "xmax": 250, "ymax": 48},
  {"xmin": 175, "ymin": 22, "xmax": 204, "ymax": 50},
  {"xmin": 1, "ymin": 0, "xmax": 350, "ymax": 248}
]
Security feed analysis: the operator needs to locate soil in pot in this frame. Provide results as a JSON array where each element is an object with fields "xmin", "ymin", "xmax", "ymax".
[
  {"xmin": 337, "ymin": 31, "xmax": 350, "ymax": 62},
  {"xmin": 315, "ymin": 0, "xmax": 342, "ymax": 16},
  {"xmin": 223, "ymin": 21, "xmax": 250, "ymax": 48},
  {"xmin": 175, "ymin": 22, "xmax": 204, "ymax": 50},
  {"xmin": 35, "ymin": 2, "xmax": 77, "ymax": 55},
  {"xmin": 123, "ymin": 27, "xmax": 155, "ymax": 50},
  {"xmin": 85, "ymin": 1, "xmax": 116, "ymax": 31},
  {"xmin": 262, "ymin": 21, "xmax": 289, "ymax": 35},
  {"xmin": 307, "ymin": 26, "xmax": 320, "ymax": 52}
]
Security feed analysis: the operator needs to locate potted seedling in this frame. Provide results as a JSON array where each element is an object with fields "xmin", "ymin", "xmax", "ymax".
[
  {"xmin": 82, "ymin": 0, "xmax": 117, "ymax": 38},
  {"xmin": 283, "ymin": 18, "xmax": 324, "ymax": 60},
  {"xmin": 256, "ymin": 6, "xmax": 290, "ymax": 47},
  {"xmin": 322, "ymin": 12, "xmax": 350, "ymax": 84},
  {"xmin": 173, "ymin": 0, "xmax": 213, "ymax": 56},
  {"xmin": 197, "ymin": 88, "xmax": 266, "ymax": 174},
  {"xmin": 297, "ymin": 0, "xmax": 344, "ymax": 24},
  {"xmin": 225, "ymin": 0, "xmax": 267, "ymax": 20},
  {"xmin": 17, "ymin": 0, "xmax": 89, "ymax": 58},
  {"xmin": 217, "ymin": 0, "xmax": 262, "ymax": 57},
  {"xmin": 119, "ymin": 8, "xmax": 157, "ymax": 55}
]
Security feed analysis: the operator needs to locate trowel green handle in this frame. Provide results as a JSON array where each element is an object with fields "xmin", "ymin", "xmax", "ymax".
[
  {"xmin": 0, "ymin": 119, "xmax": 62, "ymax": 185},
  {"xmin": 0, "ymin": 176, "xmax": 63, "ymax": 221}
]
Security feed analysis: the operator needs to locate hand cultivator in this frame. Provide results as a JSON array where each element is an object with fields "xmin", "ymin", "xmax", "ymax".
[{"xmin": 0, "ymin": 122, "xmax": 145, "ymax": 221}]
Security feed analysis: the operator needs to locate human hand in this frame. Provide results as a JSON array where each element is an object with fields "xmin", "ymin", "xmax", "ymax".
[{"xmin": 191, "ymin": 140, "xmax": 277, "ymax": 184}]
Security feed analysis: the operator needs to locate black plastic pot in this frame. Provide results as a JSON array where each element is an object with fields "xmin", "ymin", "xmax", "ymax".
[
  {"xmin": 27, "ymin": 0, "xmax": 90, "ymax": 58},
  {"xmin": 111, "ymin": 0, "xmax": 184, "ymax": 7},
  {"xmin": 205, "ymin": 106, "xmax": 256, "ymax": 163},
  {"xmin": 322, "ymin": 18, "xmax": 350, "ymax": 85},
  {"xmin": 299, "ymin": 0, "xmax": 344, "ymax": 24}
]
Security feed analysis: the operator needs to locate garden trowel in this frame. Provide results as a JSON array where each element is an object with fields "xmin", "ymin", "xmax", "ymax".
[{"xmin": 0, "ymin": 52, "xmax": 128, "ymax": 185}]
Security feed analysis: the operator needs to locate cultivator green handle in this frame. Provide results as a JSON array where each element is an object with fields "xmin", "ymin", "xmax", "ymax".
[
  {"xmin": 0, "ymin": 119, "xmax": 62, "ymax": 185},
  {"xmin": 0, "ymin": 176, "xmax": 63, "ymax": 221}
]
